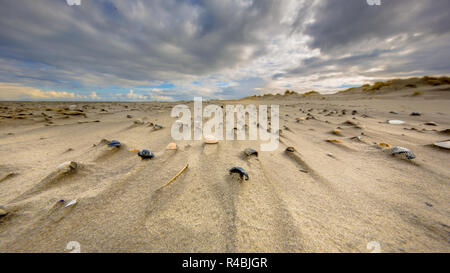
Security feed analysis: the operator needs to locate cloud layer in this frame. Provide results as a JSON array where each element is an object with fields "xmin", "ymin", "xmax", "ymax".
[{"xmin": 0, "ymin": 0, "xmax": 449, "ymax": 100}]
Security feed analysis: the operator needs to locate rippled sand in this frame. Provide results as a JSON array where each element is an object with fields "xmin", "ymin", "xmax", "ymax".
[{"xmin": 0, "ymin": 79, "xmax": 449, "ymax": 252}]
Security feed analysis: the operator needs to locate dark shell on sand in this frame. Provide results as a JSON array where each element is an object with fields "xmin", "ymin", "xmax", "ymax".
[
  {"xmin": 108, "ymin": 140, "xmax": 121, "ymax": 147},
  {"xmin": 138, "ymin": 149, "xmax": 154, "ymax": 159},
  {"xmin": 391, "ymin": 146, "xmax": 416, "ymax": 160},
  {"xmin": 285, "ymin": 147, "xmax": 296, "ymax": 153},
  {"xmin": 244, "ymin": 148, "xmax": 258, "ymax": 157},
  {"xmin": 229, "ymin": 167, "xmax": 249, "ymax": 181},
  {"xmin": 424, "ymin": 121, "xmax": 438, "ymax": 126}
]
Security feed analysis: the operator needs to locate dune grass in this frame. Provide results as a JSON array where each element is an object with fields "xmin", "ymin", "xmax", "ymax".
[{"xmin": 301, "ymin": 90, "xmax": 319, "ymax": 97}]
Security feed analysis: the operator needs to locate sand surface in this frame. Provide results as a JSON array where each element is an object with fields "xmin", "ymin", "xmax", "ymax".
[{"xmin": 0, "ymin": 79, "xmax": 449, "ymax": 252}]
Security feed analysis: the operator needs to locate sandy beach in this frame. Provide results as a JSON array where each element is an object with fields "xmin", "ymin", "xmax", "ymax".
[{"xmin": 0, "ymin": 78, "xmax": 449, "ymax": 253}]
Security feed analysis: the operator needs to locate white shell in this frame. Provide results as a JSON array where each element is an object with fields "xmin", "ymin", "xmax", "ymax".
[
  {"xmin": 64, "ymin": 199, "xmax": 77, "ymax": 208},
  {"xmin": 388, "ymin": 120, "xmax": 405, "ymax": 125},
  {"xmin": 57, "ymin": 161, "xmax": 77, "ymax": 171},
  {"xmin": 204, "ymin": 135, "xmax": 219, "ymax": 144},
  {"xmin": 434, "ymin": 141, "xmax": 450, "ymax": 150}
]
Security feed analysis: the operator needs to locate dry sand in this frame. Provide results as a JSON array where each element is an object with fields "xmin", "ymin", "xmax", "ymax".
[{"xmin": 0, "ymin": 78, "xmax": 449, "ymax": 253}]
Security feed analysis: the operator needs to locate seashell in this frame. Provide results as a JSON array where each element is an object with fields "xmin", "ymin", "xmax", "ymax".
[
  {"xmin": 243, "ymin": 148, "xmax": 258, "ymax": 157},
  {"xmin": 342, "ymin": 120, "xmax": 358, "ymax": 126},
  {"xmin": 166, "ymin": 143, "xmax": 178, "ymax": 150},
  {"xmin": 326, "ymin": 139, "xmax": 343, "ymax": 143},
  {"xmin": 138, "ymin": 149, "xmax": 154, "ymax": 159},
  {"xmin": 57, "ymin": 161, "xmax": 77, "ymax": 172},
  {"xmin": 388, "ymin": 120, "xmax": 405, "ymax": 125},
  {"xmin": 378, "ymin": 143, "xmax": 391, "ymax": 149},
  {"xmin": 391, "ymin": 146, "xmax": 416, "ymax": 160},
  {"xmin": 424, "ymin": 121, "xmax": 438, "ymax": 126},
  {"xmin": 64, "ymin": 199, "xmax": 77, "ymax": 208},
  {"xmin": 434, "ymin": 140, "xmax": 450, "ymax": 150},
  {"xmin": 108, "ymin": 140, "xmax": 121, "ymax": 148},
  {"xmin": 351, "ymin": 136, "xmax": 363, "ymax": 142},
  {"xmin": 204, "ymin": 135, "xmax": 219, "ymax": 144},
  {"xmin": 229, "ymin": 167, "xmax": 249, "ymax": 181},
  {"xmin": 285, "ymin": 147, "xmax": 295, "ymax": 153}
]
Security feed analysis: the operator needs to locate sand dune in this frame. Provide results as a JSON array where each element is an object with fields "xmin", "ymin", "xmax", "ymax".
[{"xmin": 0, "ymin": 78, "xmax": 449, "ymax": 252}]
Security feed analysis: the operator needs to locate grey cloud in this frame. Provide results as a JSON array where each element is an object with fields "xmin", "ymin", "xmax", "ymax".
[
  {"xmin": 0, "ymin": 0, "xmax": 291, "ymax": 88},
  {"xmin": 0, "ymin": 0, "xmax": 449, "ymax": 100},
  {"xmin": 303, "ymin": 0, "xmax": 450, "ymax": 54},
  {"xmin": 278, "ymin": 0, "xmax": 450, "ymax": 83}
]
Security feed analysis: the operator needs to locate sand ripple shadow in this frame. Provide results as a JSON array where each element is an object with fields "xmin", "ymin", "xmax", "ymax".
[{"xmin": 10, "ymin": 163, "xmax": 86, "ymax": 204}]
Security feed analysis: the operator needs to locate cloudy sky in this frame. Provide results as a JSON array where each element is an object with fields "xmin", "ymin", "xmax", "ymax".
[{"xmin": 0, "ymin": 0, "xmax": 449, "ymax": 101}]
